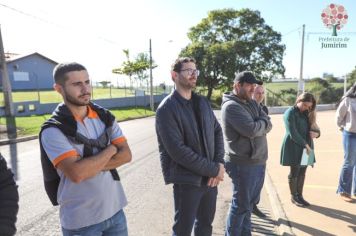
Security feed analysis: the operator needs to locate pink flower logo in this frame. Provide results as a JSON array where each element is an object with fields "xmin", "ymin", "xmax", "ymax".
[{"xmin": 321, "ymin": 3, "xmax": 348, "ymax": 36}]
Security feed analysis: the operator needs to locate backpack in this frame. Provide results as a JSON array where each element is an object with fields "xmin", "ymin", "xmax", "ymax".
[{"xmin": 39, "ymin": 102, "xmax": 120, "ymax": 206}]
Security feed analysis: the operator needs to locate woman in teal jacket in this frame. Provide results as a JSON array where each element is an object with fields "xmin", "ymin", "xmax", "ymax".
[{"xmin": 280, "ymin": 92, "xmax": 320, "ymax": 207}]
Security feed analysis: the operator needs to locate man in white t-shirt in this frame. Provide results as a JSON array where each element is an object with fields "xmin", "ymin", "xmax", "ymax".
[{"xmin": 40, "ymin": 62, "xmax": 132, "ymax": 236}]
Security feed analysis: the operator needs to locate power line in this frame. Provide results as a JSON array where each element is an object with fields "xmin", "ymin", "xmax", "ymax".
[
  {"xmin": 0, "ymin": 3, "xmax": 62, "ymax": 28},
  {"xmin": 0, "ymin": 3, "xmax": 119, "ymax": 45},
  {"xmin": 282, "ymin": 26, "xmax": 301, "ymax": 37}
]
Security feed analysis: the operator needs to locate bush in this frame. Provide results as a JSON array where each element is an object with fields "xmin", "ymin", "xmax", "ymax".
[
  {"xmin": 211, "ymin": 95, "xmax": 222, "ymax": 109},
  {"xmin": 266, "ymin": 88, "xmax": 296, "ymax": 106},
  {"xmin": 309, "ymin": 78, "xmax": 330, "ymax": 88},
  {"xmin": 319, "ymin": 87, "xmax": 344, "ymax": 104}
]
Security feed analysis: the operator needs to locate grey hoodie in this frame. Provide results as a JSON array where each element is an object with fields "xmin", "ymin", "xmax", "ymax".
[{"xmin": 221, "ymin": 92, "xmax": 272, "ymax": 165}]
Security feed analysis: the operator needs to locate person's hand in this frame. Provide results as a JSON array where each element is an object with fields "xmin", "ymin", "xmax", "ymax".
[
  {"xmin": 109, "ymin": 144, "xmax": 118, "ymax": 156},
  {"xmin": 305, "ymin": 144, "xmax": 312, "ymax": 155},
  {"xmin": 216, "ymin": 163, "xmax": 225, "ymax": 181},
  {"xmin": 207, "ymin": 177, "xmax": 220, "ymax": 187},
  {"xmin": 309, "ymin": 131, "xmax": 319, "ymax": 139}
]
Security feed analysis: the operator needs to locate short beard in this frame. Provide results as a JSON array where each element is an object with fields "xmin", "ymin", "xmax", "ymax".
[
  {"xmin": 66, "ymin": 95, "xmax": 90, "ymax": 106},
  {"xmin": 177, "ymin": 76, "xmax": 196, "ymax": 90},
  {"xmin": 63, "ymin": 90, "xmax": 90, "ymax": 107}
]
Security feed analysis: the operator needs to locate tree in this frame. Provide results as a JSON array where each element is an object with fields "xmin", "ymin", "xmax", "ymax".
[
  {"xmin": 325, "ymin": 76, "xmax": 338, "ymax": 83},
  {"xmin": 309, "ymin": 77, "xmax": 330, "ymax": 89},
  {"xmin": 112, "ymin": 49, "xmax": 135, "ymax": 89},
  {"xmin": 112, "ymin": 50, "xmax": 156, "ymax": 90},
  {"xmin": 98, "ymin": 81, "xmax": 111, "ymax": 88},
  {"xmin": 180, "ymin": 8, "xmax": 285, "ymax": 100},
  {"xmin": 347, "ymin": 66, "xmax": 356, "ymax": 87},
  {"xmin": 134, "ymin": 53, "xmax": 151, "ymax": 88}
]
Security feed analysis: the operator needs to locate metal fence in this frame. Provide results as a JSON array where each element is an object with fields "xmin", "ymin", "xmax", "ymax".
[{"xmin": 0, "ymin": 94, "xmax": 168, "ymax": 117}]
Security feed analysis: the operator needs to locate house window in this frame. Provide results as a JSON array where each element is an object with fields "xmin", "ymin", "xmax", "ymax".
[
  {"xmin": 28, "ymin": 104, "xmax": 36, "ymax": 111},
  {"xmin": 13, "ymin": 72, "xmax": 30, "ymax": 81},
  {"xmin": 17, "ymin": 105, "xmax": 25, "ymax": 113}
]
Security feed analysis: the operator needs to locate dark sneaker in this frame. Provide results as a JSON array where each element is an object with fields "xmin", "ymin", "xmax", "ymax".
[
  {"xmin": 291, "ymin": 195, "xmax": 305, "ymax": 207},
  {"xmin": 252, "ymin": 205, "xmax": 267, "ymax": 218},
  {"xmin": 298, "ymin": 195, "xmax": 310, "ymax": 206}
]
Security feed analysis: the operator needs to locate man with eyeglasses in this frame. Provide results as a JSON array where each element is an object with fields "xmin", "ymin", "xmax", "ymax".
[
  {"xmin": 155, "ymin": 57, "xmax": 225, "ymax": 236},
  {"xmin": 221, "ymin": 71, "xmax": 272, "ymax": 235}
]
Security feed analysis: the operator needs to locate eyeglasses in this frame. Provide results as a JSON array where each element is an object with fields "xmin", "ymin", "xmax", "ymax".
[{"xmin": 180, "ymin": 68, "xmax": 200, "ymax": 76}]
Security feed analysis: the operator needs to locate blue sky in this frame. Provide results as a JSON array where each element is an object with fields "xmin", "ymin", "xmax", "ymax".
[{"xmin": 0, "ymin": 0, "xmax": 355, "ymax": 86}]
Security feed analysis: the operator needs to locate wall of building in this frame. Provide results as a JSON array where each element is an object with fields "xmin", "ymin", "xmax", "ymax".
[{"xmin": 0, "ymin": 54, "xmax": 56, "ymax": 90}]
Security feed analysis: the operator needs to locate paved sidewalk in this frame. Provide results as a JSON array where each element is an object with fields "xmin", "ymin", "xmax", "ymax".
[
  {"xmin": 267, "ymin": 110, "xmax": 356, "ymax": 236},
  {"xmin": 251, "ymin": 185, "xmax": 280, "ymax": 235}
]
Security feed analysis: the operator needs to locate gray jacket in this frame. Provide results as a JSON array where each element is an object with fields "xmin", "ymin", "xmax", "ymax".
[
  {"xmin": 221, "ymin": 92, "xmax": 272, "ymax": 165},
  {"xmin": 155, "ymin": 90, "xmax": 224, "ymax": 186}
]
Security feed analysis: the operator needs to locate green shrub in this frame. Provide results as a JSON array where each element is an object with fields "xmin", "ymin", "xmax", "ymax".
[{"xmin": 319, "ymin": 87, "xmax": 343, "ymax": 104}]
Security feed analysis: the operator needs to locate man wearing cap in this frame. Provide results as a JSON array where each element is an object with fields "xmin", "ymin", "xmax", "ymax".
[{"xmin": 221, "ymin": 71, "xmax": 272, "ymax": 235}]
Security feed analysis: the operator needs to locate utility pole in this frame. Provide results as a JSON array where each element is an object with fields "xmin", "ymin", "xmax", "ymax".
[
  {"xmin": 149, "ymin": 38, "xmax": 154, "ymax": 111},
  {"xmin": 0, "ymin": 25, "xmax": 14, "ymax": 116},
  {"xmin": 297, "ymin": 24, "xmax": 305, "ymax": 96}
]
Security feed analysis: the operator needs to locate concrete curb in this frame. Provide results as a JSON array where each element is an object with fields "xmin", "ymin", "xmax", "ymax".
[
  {"xmin": 265, "ymin": 170, "xmax": 295, "ymax": 236},
  {"xmin": 0, "ymin": 135, "xmax": 38, "ymax": 146}
]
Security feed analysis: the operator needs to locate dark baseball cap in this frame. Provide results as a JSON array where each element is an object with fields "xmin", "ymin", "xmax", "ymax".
[{"xmin": 234, "ymin": 71, "xmax": 263, "ymax": 85}]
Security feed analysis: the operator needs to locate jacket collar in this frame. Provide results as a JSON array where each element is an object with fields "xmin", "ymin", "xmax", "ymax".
[{"xmin": 173, "ymin": 90, "xmax": 193, "ymax": 105}]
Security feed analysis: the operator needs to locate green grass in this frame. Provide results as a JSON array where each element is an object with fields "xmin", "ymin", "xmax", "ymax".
[
  {"xmin": 265, "ymin": 81, "xmax": 344, "ymax": 93},
  {"xmin": 0, "ymin": 107, "xmax": 155, "ymax": 136},
  {"xmin": 208, "ymin": 81, "xmax": 345, "ymax": 107},
  {"xmin": 265, "ymin": 82, "xmax": 298, "ymax": 93},
  {"xmin": 0, "ymin": 88, "xmax": 135, "ymax": 104},
  {"xmin": 0, "ymin": 87, "xmax": 167, "ymax": 105},
  {"xmin": 111, "ymin": 107, "xmax": 155, "ymax": 122},
  {"xmin": 0, "ymin": 86, "xmax": 164, "ymax": 137}
]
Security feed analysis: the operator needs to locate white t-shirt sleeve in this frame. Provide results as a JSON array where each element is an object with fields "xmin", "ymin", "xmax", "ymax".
[
  {"xmin": 41, "ymin": 127, "xmax": 80, "ymax": 167},
  {"xmin": 111, "ymin": 120, "xmax": 127, "ymax": 144}
]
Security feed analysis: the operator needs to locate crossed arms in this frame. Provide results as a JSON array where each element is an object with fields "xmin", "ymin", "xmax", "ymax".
[{"xmin": 57, "ymin": 141, "xmax": 131, "ymax": 183}]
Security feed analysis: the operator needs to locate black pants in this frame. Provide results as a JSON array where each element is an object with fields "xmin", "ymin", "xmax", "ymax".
[
  {"xmin": 172, "ymin": 184, "xmax": 217, "ymax": 236},
  {"xmin": 289, "ymin": 165, "xmax": 307, "ymax": 179}
]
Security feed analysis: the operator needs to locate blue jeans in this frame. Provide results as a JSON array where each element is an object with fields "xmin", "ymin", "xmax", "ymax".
[
  {"xmin": 62, "ymin": 209, "xmax": 128, "ymax": 236},
  {"xmin": 225, "ymin": 162, "xmax": 266, "ymax": 236},
  {"xmin": 354, "ymin": 167, "xmax": 356, "ymax": 195},
  {"xmin": 172, "ymin": 183, "xmax": 217, "ymax": 236},
  {"xmin": 337, "ymin": 130, "xmax": 356, "ymax": 196}
]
